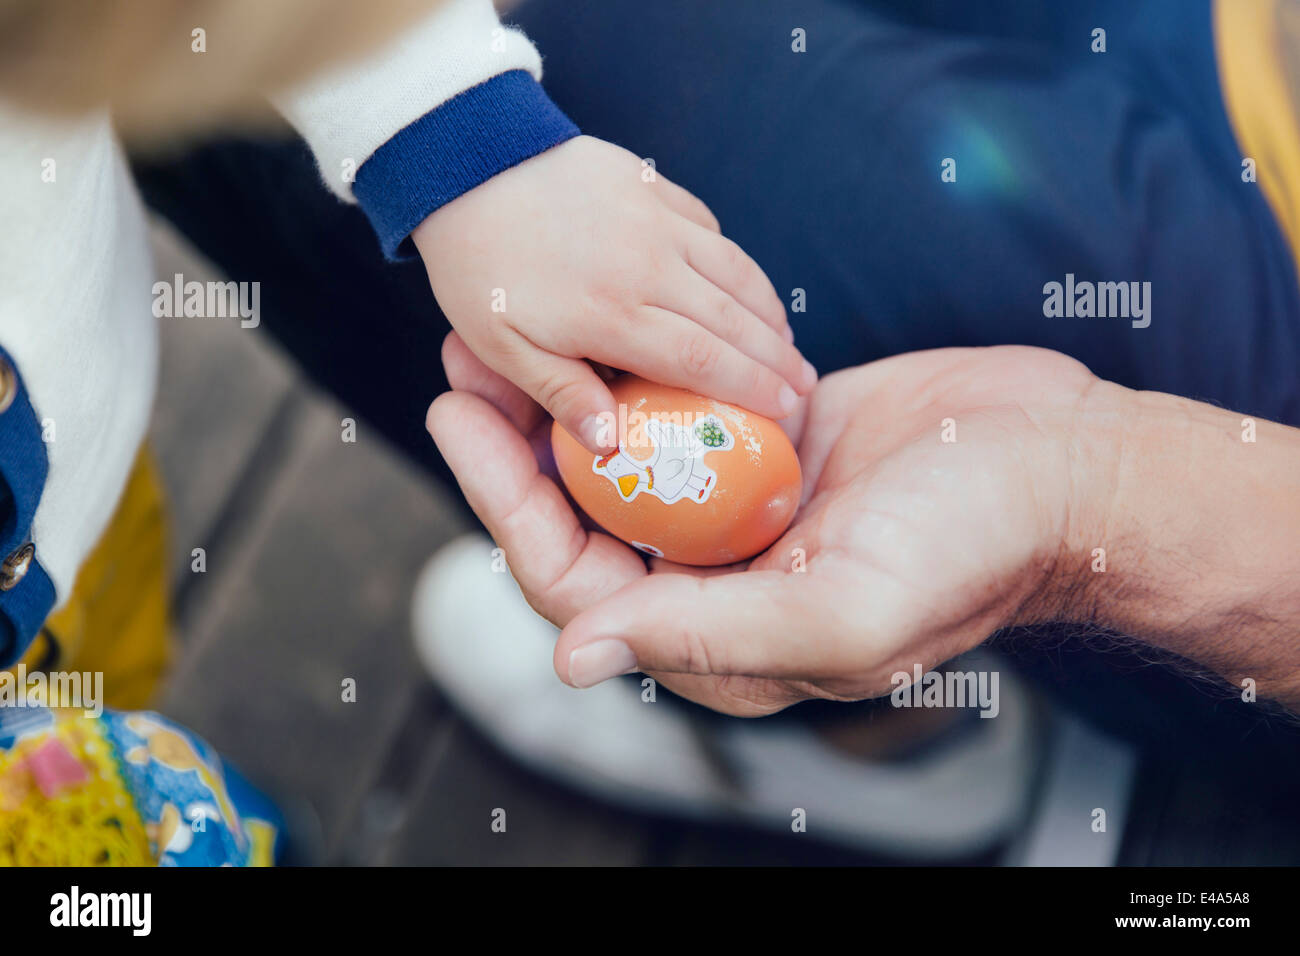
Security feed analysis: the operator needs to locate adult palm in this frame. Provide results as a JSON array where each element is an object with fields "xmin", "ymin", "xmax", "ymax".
[{"xmin": 427, "ymin": 335, "xmax": 1103, "ymax": 716}]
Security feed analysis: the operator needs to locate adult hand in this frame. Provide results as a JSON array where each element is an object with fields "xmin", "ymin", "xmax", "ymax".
[{"xmin": 428, "ymin": 338, "xmax": 1300, "ymax": 714}]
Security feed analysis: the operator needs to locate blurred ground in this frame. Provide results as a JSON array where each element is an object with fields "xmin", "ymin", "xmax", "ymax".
[{"xmin": 145, "ymin": 221, "xmax": 896, "ymax": 865}]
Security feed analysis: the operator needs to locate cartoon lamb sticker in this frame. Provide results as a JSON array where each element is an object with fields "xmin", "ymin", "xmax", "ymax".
[{"xmin": 593, "ymin": 414, "xmax": 734, "ymax": 505}]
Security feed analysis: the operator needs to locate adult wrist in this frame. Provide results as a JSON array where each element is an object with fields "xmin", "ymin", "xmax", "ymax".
[{"xmin": 1047, "ymin": 381, "xmax": 1300, "ymax": 705}]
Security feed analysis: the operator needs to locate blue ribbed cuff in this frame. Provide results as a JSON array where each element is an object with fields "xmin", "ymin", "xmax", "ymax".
[
  {"xmin": 354, "ymin": 69, "xmax": 580, "ymax": 260},
  {"xmin": 0, "ymin": 346, "xmax": 55, "ymax": 666},
  {"xmin": 0, "ymin": 557, "xmax": 54, "ymax": 667}
]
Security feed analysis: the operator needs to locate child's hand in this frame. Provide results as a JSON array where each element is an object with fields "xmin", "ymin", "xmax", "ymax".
[{"xmin": 411, "ymin": 135, "xmax": 816, "ymax": 453}]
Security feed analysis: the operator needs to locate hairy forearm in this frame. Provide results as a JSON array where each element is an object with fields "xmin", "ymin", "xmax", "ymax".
[{"xmin": 1055, "ymin": 381, "xmax": 1300, "ymax": 706}]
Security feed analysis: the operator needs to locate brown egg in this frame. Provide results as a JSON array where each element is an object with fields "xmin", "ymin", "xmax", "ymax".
[{"xmin": 551, "ymin": 375, "xmax": 802, "ymax": 566}]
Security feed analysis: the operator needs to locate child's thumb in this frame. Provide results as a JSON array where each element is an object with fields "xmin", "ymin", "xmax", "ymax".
[{"xmin": 511, "ymin": 354, "xmax": 619, "ymax": 455}]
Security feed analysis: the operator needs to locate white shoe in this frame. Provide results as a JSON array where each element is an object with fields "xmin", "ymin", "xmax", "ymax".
[{"xmin": 412, "ymin": 533, "xmax": 1044, "ymax": 859}]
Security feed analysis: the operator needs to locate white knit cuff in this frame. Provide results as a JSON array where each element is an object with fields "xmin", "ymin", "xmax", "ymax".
[{"xmin": 272, "ymin": 0, "xmax": 543, "ymax": 202}]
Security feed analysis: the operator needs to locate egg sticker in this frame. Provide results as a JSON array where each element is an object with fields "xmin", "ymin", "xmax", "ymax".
[{"xmin": 592, "ymin": 415, "xmax": 734, "ymax": 505}]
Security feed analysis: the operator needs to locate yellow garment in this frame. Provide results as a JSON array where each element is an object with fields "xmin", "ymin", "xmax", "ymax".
[
  {"xmin": 4, "ymin": 445, "xmax": 173, "ymax": 710},
  {"xmin": 1215, "ymin": 0, "xmax": 1300, "ymax": 279}
]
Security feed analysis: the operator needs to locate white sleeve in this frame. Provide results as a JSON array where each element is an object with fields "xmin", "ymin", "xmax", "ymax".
[
  {"xmin": 272, "ymin": 0, "xmax": 543, "ymax": 202},
  {"xmin": 0, "ymin": 104, "xmax": 158, "ymax": 607}
]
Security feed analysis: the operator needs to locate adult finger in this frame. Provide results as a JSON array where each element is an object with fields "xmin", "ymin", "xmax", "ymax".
[
  {"xmin": 426, "ymin": 391, "xmax": 645, "ymax": 624},
  {"xmin": 554, "ymin": 569, "xmax": 852, "ymax": 688},
  {"xmin": 642, "ymin": 670, "xmax": 807, "ymax": 717},
  {"xmin": 441, "ymin": 330, "xmax": 542, "ymax": 435}
]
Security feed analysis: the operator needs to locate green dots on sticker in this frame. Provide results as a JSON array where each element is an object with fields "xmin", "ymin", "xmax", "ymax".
[{"xmin": 695, "ymin": 421, "xmax": 726, "ymax": 447}]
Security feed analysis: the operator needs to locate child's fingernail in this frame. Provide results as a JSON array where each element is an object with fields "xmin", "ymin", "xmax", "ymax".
[
  {"xmin": 568, "ymin": 639, "xmax": 638, "ymax": 688},
  {"xmin": 582, "ymin": 414, "xmax": 613, "ymax": 450},
  {"xmin": 783, "ymin": 324, "xmax": 795, "ymax": 343},
  {"xmin": 801, "ymin": 359, "xmax": 818, "ymax": 389},
  {"xmin": 778, "ymin": 384, "xmax": 798, "ymax": 414}
]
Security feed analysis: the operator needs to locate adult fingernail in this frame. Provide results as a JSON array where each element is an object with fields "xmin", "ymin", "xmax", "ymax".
[
  {"xmin": 778, "ymin": 384, "xmax": 798, "ymax": 414},
  {"xmin": 568, "ymin": 639, "xmax": 638, "ymax": 688}
]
